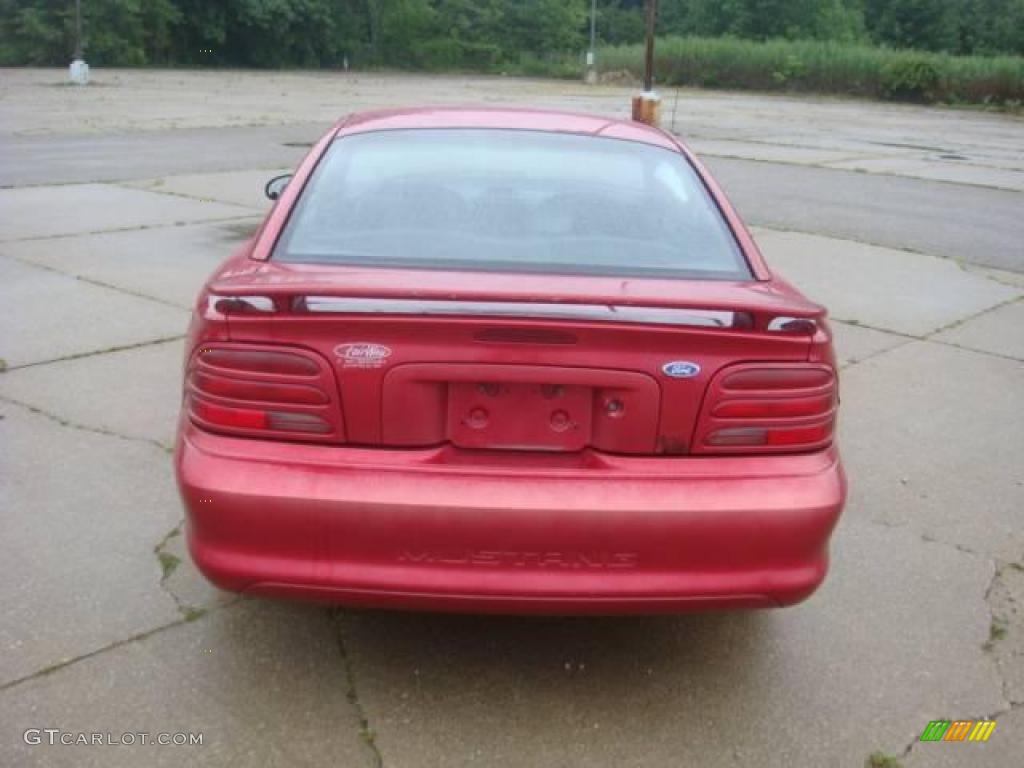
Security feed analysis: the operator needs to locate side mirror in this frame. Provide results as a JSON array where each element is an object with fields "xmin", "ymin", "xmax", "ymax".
[{"xmin": 265, "ymin": 174, "xmax": 293, "ymax": 201}]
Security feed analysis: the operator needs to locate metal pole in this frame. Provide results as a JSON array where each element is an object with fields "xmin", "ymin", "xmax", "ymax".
[
  {"xmin": 74, "ymin": 0, "xmax": 83, "ymax": 59},
  {"xmin": 643, "ymin": 0, "xmax": 657, "ymax": 92},
  {"xmin": 584, "ymin": 0, "xmax": 598, "ymax": 83},
  {"xmin": 589, "ymin": 0, "xmax": 597, "ymax": 59}
]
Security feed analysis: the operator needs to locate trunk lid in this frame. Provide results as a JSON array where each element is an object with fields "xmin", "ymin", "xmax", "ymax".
[{"xmin": 210, "ymin": 262, "xmax": 822, "ymax": 455}]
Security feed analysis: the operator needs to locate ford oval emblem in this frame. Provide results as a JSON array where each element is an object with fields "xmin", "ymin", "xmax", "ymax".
[{"xmin": 662, "ymin": 361, "xmax": 701, "ymax": 379}]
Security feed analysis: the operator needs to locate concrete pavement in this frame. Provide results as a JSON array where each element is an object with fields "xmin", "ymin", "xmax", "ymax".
[
  {"xmin": 3, "ymin": 69, "xmax": 1023, "ymax": 272},
  {"xmin": 8, "ymin": 123, "xmax": 1022, "ymax": 270},
  {"xmin": 1, "ymin": 73, "xmax": 1022, "ymax": 768}
]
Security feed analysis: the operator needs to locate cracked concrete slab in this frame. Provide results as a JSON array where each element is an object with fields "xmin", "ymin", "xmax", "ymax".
[
  {"xmin": 754, "ymin": 228, "xmax": 1021, "ymax": 336},
  {"xmin": 1, "ymin": 217, "xmax": 257, "ymax": 310},
  {"xmin": 156, "ymin": 525, "xmax": 236, "ymax": 616},
  {"xmin": 985, "ymin": 563, "xmax": 1024, "ymax": 706},
  {"xmin": 824, "ymin": 154, "xmax": 1024, "ymax": 193},
  {"xmin": 338, "ymin": 521, "xmax": 1000, "ymax": 768},
  {"xmin": 0, "ymin": 406, "xmax": 182, "ymax": 686},
  {"xmin": 0, "ymin": 183, "xmax": 254, "ymax": 242},
  {"xmin": 966, "ymin": 264, "xmax": 1024, "ymax": 289},
  {"xmin": 0, "ymin": 601, "xmax": 372, "ymax": 768},
  {"xmin": 122, "ymin": 168, "xmax": 289, "ymax": 211},
  {"xmin": 687, "ymin": 138, "xmax": 869, "ymax": 167},
  {"xmin": 839, "ymin": 340, "xmax": 1024, "ymax": 562},
  {"xmin": 934, "ymin": 299, "xmax": 1024, "ymax": 361},
  {"xmin": 0, "ymin": 257, "xmax": 188, "ymax": 368},
  {"xmin": 830, "ymin": 320, "xmax": 907, "ymax": 368},
  {"xmin": 0, "ymin": 338, "xmax": 184, "ymax": 449}
]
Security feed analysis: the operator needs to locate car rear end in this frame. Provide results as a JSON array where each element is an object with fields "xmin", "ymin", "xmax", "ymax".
[{"xmin": 175, "ymin": 111, "xmax": 846, "ymax": 614}]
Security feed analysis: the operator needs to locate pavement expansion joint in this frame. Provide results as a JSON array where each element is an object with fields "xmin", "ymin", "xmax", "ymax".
[
  {"xmin": 2, "ymin": 334, "xmax": 187, "ymax": 373},
  {"xmin": 152, "ymin": 520, "xmax": 213, "ymax": 622},
  {"xmin": 6, "ymin": 253, "xmax": 192, "ymax": 310},
  {"xmin": 111, "ymin": 179, "xmax": 265, "ymax": 211},
  {"xmin": 924, "ymin": 295, "xmax": 1024, "ymax": 338},
  {"xmin": 0, "ymin": 214, "xmax": 261, "ymax": 245},
  {"xmin": 838, "ymin": 337, "xmax": 916, "ymax": 371},
  {"xmin": 333, "ymin": 610, "xmax": 386, "ymax": 768},
  {"xmin": 0, "ymin": 580, "xmax": 240, "ymax": 694},
  {"xmin": 0, "ymin": 618, "xmax": 191, "ymax": 694},
  {"xmin": 982, "ymin": 560, "xmax": 1024, "ymax": 700},
  {"xmin": 0, "ymin": 394, "xmax": 173, "ymax": 453}
]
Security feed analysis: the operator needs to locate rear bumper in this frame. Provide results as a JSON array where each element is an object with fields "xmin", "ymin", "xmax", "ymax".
[{"xmin": 175, "ymin": 421, "xmax": 846, "ymax": 614}]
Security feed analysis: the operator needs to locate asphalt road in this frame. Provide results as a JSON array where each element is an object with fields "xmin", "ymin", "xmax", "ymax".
[
  {"xmin": 5, "ymin": 125, "xmax": 1021, "ymax": 272},
  {"xmin": 708, "ymin": 158, "xmax": 1024, "ymax": 273}
]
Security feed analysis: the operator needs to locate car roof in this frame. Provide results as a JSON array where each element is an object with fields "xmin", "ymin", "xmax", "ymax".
[{"xmin": 333, "ymin": 107, "xmax": 681, "ymax": 152}]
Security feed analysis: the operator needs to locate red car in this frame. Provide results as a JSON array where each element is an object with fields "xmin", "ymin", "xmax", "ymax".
[{"xmin": 175, "ymin": 107, "xmax": 846, "ymax": 614}]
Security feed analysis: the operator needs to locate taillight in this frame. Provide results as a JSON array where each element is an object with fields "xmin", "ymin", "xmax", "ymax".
[
  {"xmin": 185, "ymin": 344, "xmax": 344, "ymax": 442},
  {"xmin": 198, "ymin": 348, "xmax": 318, "ymax": 376},
  {"xmin": 210, "ymin": 294, "xmax": 276, "ymax": 315},
  {"xmin": 693, "ymin": 363, "xmax": 836, "ymax": 455},
  {"xmin": 767, "ymin": 316, "xmax": 818, "ymax": 334}
]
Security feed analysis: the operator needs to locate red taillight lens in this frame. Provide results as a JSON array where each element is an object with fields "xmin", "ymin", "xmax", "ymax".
[
  {"xmin": 190, "ymin": 398, "xmax": 269, "ymax": 430},
  {"xmin": 199, "ymin": 348, "xmax": 319, "ymax": 376},
  {"xmin": 712, "ymin": 394, "xmax": 834, "ymax": 419},
  {"xmin": 721, "ymin": 368, "xmax": 832, "ymax": 390},
  {"xmin": 192, "ymin": 370, "xmax": 329, "ymax": 405},
  {"xmin": 764, "ymin": 421, "xmax": 834, "ymax": 446},
  {"xmin": 705, "ymin": 420, "xmax": 834, "ymax": 447},
  {"xmin": 694, "ymin": 363, "xmax": 837, "ymax": 455},
  {"xmin": 186, "ymin": 345, "xmax": 343, "ymax": 443}
]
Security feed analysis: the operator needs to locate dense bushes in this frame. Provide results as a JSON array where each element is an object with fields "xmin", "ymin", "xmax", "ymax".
[
  {"xmin": 0, "ymin": 0, "xmax": 585, "ymax": 69},
  {"xmin": 1, "ymin": 1, "xmax": 1021, "ymax": 106},
  {"xmin": 4, "ymin": 1, "xmax": 1024, "ymax": 69},
  {"xmin": 595, "ymin": 36, "xmax": 1024, "ymax": 105}
]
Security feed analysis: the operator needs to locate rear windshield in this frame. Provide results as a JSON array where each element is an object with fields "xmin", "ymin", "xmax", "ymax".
[{"xmin": 273, "ymin": 129, "xmax": 751, "ymax": 280}]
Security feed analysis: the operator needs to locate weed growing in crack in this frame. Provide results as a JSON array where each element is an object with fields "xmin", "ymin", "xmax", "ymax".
[
  {"xmin": 865, "ymin": 752, "xmax": 904, "ymax": 768},
  {"xmin": 157, "ymin": 551, "xmax": 181, "ymax": 580},
  {"xmin": 182, "ymin": 606, "xmax": 207, "ymax": 622},
  {"xmin": 984, "ymin": 615, "xmax": 1009, "ymax": 650}
]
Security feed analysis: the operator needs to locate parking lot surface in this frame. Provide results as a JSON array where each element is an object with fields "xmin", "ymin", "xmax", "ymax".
[{"xmin": 1, "ymin": 69, "xmax": 1022, "ymax": 767}]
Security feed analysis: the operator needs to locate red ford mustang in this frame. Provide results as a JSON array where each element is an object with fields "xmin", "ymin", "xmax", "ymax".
[{"xmin": 175, "ymin": 107, "xmax": 846, "ymax": 614}]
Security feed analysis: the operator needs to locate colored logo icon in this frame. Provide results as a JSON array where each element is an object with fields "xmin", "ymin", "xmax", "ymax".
[{"xmin": 919, "ymin": 720, "xmax": 996, "ymax": 742}]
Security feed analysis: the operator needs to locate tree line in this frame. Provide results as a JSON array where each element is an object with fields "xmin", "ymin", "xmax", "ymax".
[{"xmin": 1, "ymin": 1, "xmax": 1022, "ymax": 69}]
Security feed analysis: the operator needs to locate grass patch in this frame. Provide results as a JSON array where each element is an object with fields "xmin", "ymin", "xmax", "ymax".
[
  {"xmin": 984, "ymin": 615, "xmax": 1009, "ymax": 650},
  {"xmin": 182, "ymin": 606, "xmax": 207, "ymax": 622},
  {"xmin": 865, "ymin": 752, "xmax": 904, "ymax": 768},
  {"xmin": 157, "ymin": 551, "xmax": 181, "ymax": 580},
  {"xmin": 581, "ymin": 36, "xmax": 1024, "ymax": 107}
]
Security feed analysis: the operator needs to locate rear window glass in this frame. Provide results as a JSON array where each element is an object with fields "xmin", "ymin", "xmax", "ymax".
[{"xmin": 273, "ymin": 129, "xmax": 751, "ymax": 280}]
